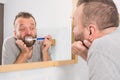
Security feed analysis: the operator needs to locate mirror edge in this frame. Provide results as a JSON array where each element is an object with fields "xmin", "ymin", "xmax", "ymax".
[{"xmin": 0, "ymin": 57, "xmax": 77, "ymax": 72}]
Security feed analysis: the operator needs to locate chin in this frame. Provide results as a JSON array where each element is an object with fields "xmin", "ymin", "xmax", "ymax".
[{"xmin": 25, "ymin": 40, "xmax": 36, "ymax": 47}]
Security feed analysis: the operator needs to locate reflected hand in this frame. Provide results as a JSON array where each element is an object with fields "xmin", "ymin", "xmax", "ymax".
[
  {"xmin": 41, "ymin": 35, "xmax": 52, "ymax": 61},
  {"xmin": 16, "ymin": 39, "xmax": 29, "ymax": 54},
  {"xmin": 42, "ymin": 35, "xmax": 52, "ymax": 52},
  {"xmin": 15, "ymin": 39, "xmax": 33, "ymax": 63},
  {"xmin": 72, "ymin": 40, "xmax": 91, "ymax": 61}
]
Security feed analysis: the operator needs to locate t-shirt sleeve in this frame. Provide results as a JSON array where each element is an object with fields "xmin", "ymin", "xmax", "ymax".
[{"xmin": 2, "ymin": 38, "xmax": 18, "ymax": 65}]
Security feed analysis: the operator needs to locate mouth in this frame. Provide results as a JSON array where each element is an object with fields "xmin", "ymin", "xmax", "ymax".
[
  {"xmin": 23, "ymin": 36, "xmax": 36, "ymax": 47},
  {"xmin": 25, "ymin": 36, "xmax": 34, "ymax": 42}
]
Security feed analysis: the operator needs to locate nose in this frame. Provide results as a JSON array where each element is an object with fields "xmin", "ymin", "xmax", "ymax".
[{"xmin": 25, "ymin": 28, "xmax": 32, "ymax": 35}]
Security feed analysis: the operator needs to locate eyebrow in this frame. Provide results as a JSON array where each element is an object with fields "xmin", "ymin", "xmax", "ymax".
[{"xmin": 30, "ymin": 23, "xmax": 35, "ymax": 25}]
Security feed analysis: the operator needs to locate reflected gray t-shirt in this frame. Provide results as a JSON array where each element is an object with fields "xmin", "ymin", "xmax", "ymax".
[{"xmin": 2, "ymin": 37, "xmax": 42, "ymax": 65}]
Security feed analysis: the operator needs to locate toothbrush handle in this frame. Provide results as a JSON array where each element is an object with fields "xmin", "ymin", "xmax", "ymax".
[{"xmin": 36, "ymin": 38, "xmax": 45, "ymax": 40}]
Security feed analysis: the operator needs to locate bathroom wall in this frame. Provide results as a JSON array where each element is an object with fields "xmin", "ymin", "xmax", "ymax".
[{"xmin": 0, "ymin": 0, "xmax": 120, "ymax": 80}]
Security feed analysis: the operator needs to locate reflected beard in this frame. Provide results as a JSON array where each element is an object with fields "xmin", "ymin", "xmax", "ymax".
[
  {"xmin": 23, "ymin": 39, "xmax": 36, "ymax": 47},
  {"xmin": 19, "ymin": 35, "xmax": 36, "ymax": 47}
]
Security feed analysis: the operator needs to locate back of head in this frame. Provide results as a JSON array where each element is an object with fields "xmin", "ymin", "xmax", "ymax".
[
  {"xmin": 77, "ymin": 0, "xmax": 116, "ymax": 7},
  {"xmin": 81, "ymin": 2, "xmax": 119, "ymax": 30},
  {"xmin": 77, "ymin": 0, "xmax": 88, "ymax": 6}
]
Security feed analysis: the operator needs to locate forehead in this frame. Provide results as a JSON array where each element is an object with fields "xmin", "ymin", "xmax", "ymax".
[
  {"xmin": 73, "ymin": 4, "xmax": 84, "ymax": 20},
  {"xmin": 15, "ymin": 17, "xmax": 35, "ymax": 24}
]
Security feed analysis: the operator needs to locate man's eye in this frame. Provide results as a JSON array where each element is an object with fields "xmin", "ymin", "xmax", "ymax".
[
  {"xmin": 19, "ymin": 28, "xmax": 25, "ymax": 31},
  {"xmin": 30, "ymin": 28, "xmax": 34, "ymax": 30},
  {"xmin": 31, "ymin": 27, "xmax": 36, "ymax": 30}
]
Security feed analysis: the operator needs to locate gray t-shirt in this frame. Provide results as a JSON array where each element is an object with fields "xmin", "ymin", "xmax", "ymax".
[
  {"xmin": 88, "ymin": 27, "xmax": 120, "ymax": 80},
  {"xmin": 2, "ymin": 37, "xmax": 42, "ymax": 65}
]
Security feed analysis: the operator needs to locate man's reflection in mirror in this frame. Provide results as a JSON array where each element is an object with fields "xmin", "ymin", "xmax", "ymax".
[{"xmin": 2, "ymin": 12, "xmax": 52, "ymax": 65}]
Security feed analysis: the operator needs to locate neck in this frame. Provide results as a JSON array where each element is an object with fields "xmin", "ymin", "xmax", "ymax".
[
  {"xmin": 96, "ymin": 27, "xmax": 117, "ymax": 39},
  {"xmin": 28, "ymin": 46, "xmax": 33, "ymax": 50}
]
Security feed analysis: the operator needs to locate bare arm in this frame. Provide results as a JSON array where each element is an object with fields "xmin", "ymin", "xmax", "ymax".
[{"xmin": 14, "ymin": 40, "xmax": 33, "ymax": 63}]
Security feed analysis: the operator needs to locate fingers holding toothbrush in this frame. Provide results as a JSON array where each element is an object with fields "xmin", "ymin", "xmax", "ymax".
[
  {"xmin": 42, "ymin": 35, "xmax": 52, "ymax": 52},
  {"xmin": 41, "ymin": 35, "xmax": 52, "ymax": 61}
]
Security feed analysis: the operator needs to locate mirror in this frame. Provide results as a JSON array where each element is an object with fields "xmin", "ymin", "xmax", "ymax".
[{"xmin": 0, "ymin": 0, "xmax": 77, "ymax": 72}]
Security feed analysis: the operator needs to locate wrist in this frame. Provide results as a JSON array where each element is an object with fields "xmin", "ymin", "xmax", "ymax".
[
  {"xmin": 42, "ymin": 49, "xmax": 48, "ymax": 53},
  {"xmin": 19, "ymin": 53, "xmax": 28, "ymax": 60},
  {"xmin": 14, "ymin": 53, "xmax": 28, "ymax": 63}
]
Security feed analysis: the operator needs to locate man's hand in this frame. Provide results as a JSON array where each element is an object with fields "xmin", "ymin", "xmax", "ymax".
[
  {"xmin": 16, "ymin": 39, "xmax": 29, "ymax": 53},
  {"xmin": 72, "ymin": 40, "xmax": 91, "ymax": 61},
  {"xmin": 42, "ymin": 35, "xmax": 52, "ymax": 52},
  {"xmin": 41, "ymin": 35, "xmax": 52, "ymax": 61},
  {"xmin": 14, "ymin": 39, "xmax": 33, "ymax": 63}
]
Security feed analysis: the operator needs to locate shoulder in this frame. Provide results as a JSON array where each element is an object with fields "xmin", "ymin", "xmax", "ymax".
[
  {"xmin": 90, "ymin": 27, "xmax": 120, "ymax": 50},
  {"xmin": 88, "ymin": 28, "xmax": 120, "ymax": 58},
  {"xmin": 3, "ymin": 36, "xmax": 16, "ymax": 46},
  {"xmin": 4, "ymin": 36, "xmax": 15, "ymax": 43}
]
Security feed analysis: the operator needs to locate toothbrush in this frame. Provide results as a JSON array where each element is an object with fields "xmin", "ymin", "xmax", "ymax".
[
  {"xmin": 25, "ymin": 37, "xmax": 45, "ymax": 42},
  {"xmin": 33, "ymin": 37, "xmax": 45, "ymax": 41}
]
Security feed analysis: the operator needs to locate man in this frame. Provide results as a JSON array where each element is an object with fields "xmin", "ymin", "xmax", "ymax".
[
  {"xmin": 72, "ymin": 0, "xmax": 118, "ymax": 60},
  {"xmin": 72, "ymin": 1, "xmax": 120, "ymax": 80},
  {"xmin": 2, "ymin": 12, "xmax": 52, "ymax": 65}
]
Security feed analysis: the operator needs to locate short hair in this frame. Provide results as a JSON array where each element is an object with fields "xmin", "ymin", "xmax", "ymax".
[
  {"xmin": 81, "ymin": 2, "xmax": 119, "ymax": 30},
  {"xmin": 14, "ymin": 12, "xmax": 36, "ymax": 26},
  {"xmin": 77, "ymin": 0, "xmax": 88, "ymax": 6},
  {"xmin": 77, "ymin": 0, "xmax": 116, "ymax": 7}
]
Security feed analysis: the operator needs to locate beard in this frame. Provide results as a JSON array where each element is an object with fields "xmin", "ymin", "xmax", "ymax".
[
  {"xmin": 74, "ymin": 32, "xmax": 84, "ymax": 42},
  {"xmin": 18, "ymin": 34, "xmax": 37, "ymax": 47}
]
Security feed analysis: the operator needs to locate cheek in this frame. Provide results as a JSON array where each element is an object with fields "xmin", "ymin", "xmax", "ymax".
[
  {"xmin": 73, "ymin": 26, "xmax": 84, "ymax": 36},
  {"xmin": 15, "ymin": 31, "xmax": 25, "ymax": 38},
  {"xmin": 32, "ymin": 30, "xmax": 37, "ymax": 35},
  {"xmin": 18, "ymin": 31, "xmax": 24, "ymax": 35},
  {"xmin": 73, "ymin": 27, "xmax": 79, "ymax": 35},
  {"xmin": 83, "ymin": 29, "xmax": 90, "ymax": 40}
]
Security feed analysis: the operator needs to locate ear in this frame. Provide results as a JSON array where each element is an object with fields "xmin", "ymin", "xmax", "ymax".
[{"xmin": 87, "ymin": 24, "xmax": 96, "ymax": 42}]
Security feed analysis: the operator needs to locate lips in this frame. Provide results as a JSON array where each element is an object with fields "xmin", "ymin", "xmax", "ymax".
[{"xmin": 23, "ymin": 36, "xmax": 35, "ymax": 47}]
